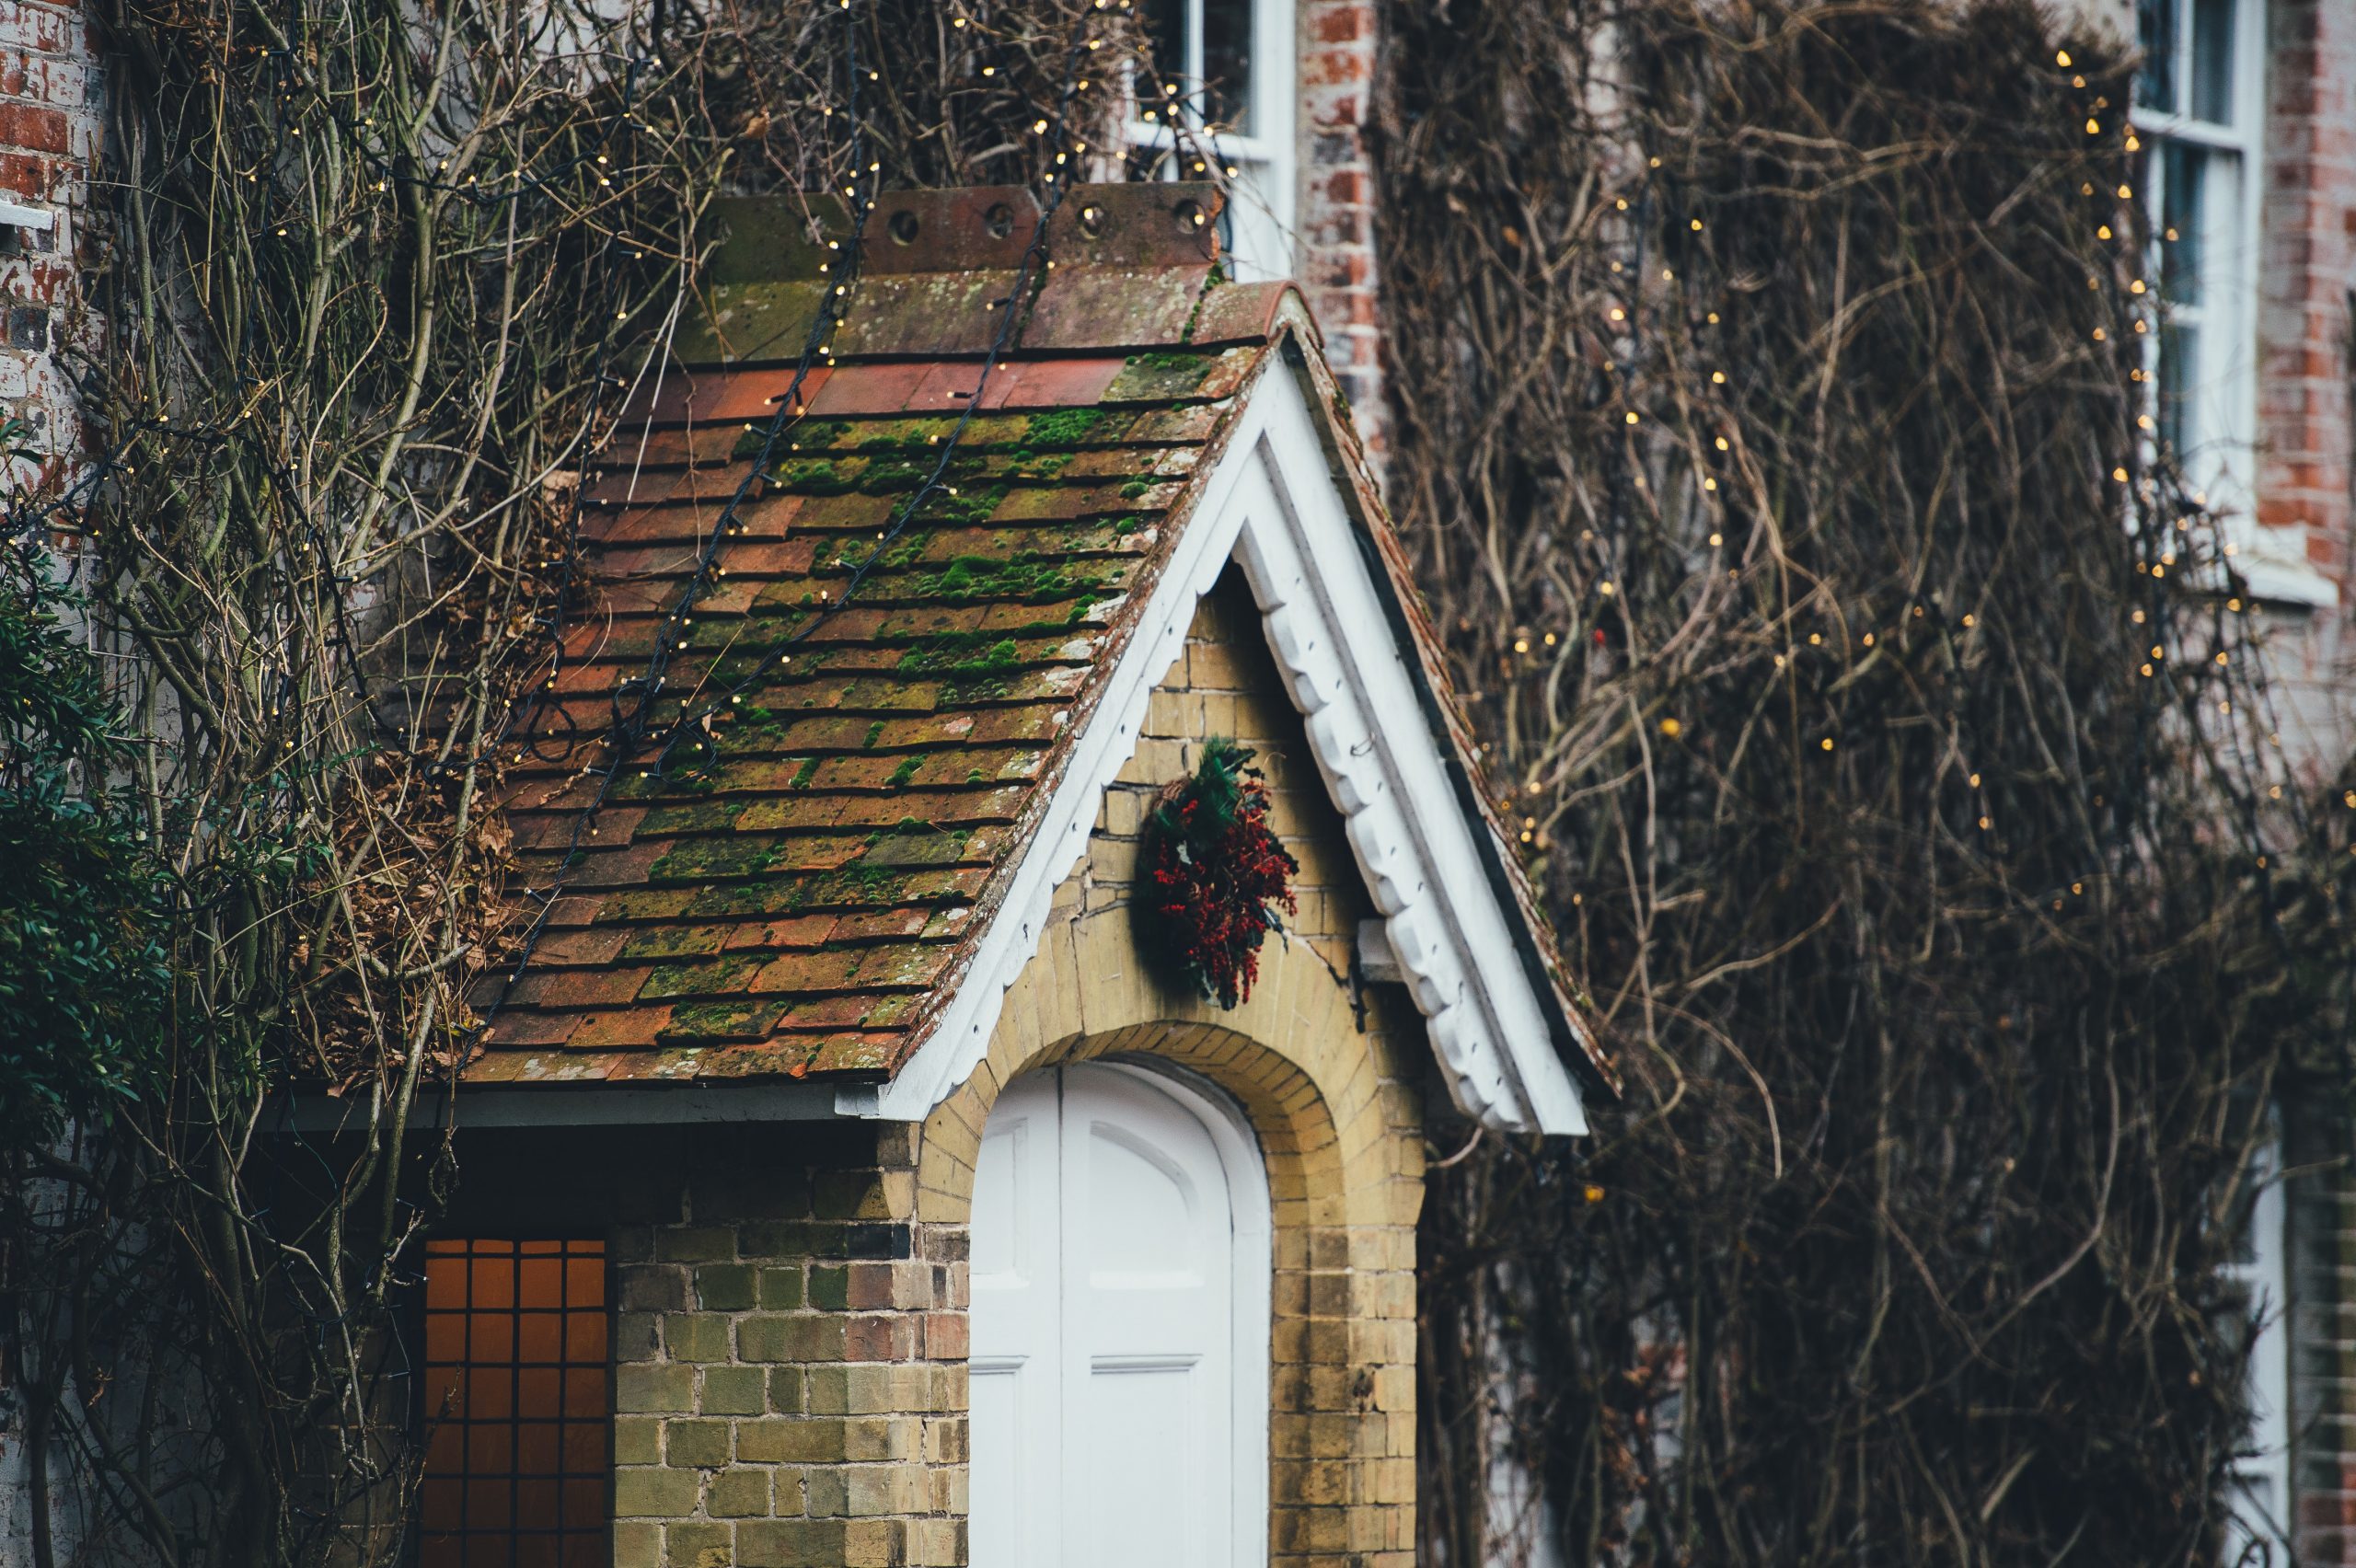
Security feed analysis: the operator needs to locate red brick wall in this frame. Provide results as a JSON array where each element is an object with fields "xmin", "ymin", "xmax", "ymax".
[
  {"xmin": 1293, "ymin": 0, "xmax": 1385, "ymax": 465},
  {"xmin": 2286, "ymin": 1097, "xmax": 2356, "ymax": 1565},
  {"xmin": 0, "ymin": 0, "xmax": 92, "ymax": 488},
  {"xmin": 2253, "ymin": 3, "xmax": 2356, "ymax": 1561},
  {"xmin": 2256, "ymin": 0, "xmax": 2356, "ymax": 584}
]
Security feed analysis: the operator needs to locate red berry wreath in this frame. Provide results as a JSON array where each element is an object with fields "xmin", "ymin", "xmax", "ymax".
[{"xmin": 1138, "ymin": 738, "xmax": 1299, "ymax": 1009}]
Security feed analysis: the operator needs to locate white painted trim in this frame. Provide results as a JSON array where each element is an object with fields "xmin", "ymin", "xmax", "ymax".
[
  {"xmin": 0, "ymin": 201, "xmax": 52, "ymax": 232},
  {"xmin": 1101, "ymin": 1057, "xmax": 1273, "ymax": 1568},
  {"xmin": 2225, "ymin": 1134, "xmax": 2291, "ymax": 1562},
  {"xmin": 864, "ymin": 363, "xmax": 1589, "ymax": 1135},
  {"xmin": 2224, "ymin": 514, "xmax": 2339, "ymax": 608},
  {"xmin": 2133, "ymin": 0, "xmax": 2271, "ymax": 561},
  {"xmin": 1356, "ymin": 917, "xmax": 1403, "ymax": 983},
  {"xmin": 1232, "ymin": 371, "xmax": 1588, "ymax": 1135}
]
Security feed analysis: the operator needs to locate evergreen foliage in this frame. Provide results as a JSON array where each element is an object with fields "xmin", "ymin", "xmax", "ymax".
[{"xmin": 0, "ymin": 545, "xmax": 166, "ymax": 1151}]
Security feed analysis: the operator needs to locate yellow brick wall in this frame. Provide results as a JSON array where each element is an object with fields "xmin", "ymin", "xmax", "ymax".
[
  {"xmin": 613, "ymin": 566, "xmax": 1428, "ymax": 1567},
  {"xmin": 920, "ymin": 564, "xmax": 1428, "ymax": 1567}
]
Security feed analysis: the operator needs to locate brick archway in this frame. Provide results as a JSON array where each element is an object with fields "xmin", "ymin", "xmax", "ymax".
[{"xmin": 918, "ymin": 917, "xmax": 1426, "ymax": 1564}]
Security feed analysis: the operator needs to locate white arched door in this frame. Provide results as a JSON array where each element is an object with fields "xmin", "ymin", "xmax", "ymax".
[{"xmin": 969, "ymin": 1061, "xmax": 1270, "ymax": 1568}]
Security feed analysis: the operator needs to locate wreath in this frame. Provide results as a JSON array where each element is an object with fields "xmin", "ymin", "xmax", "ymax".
[{"xmin": 1137, "ymin": 738, "xmax": 1299, "ymax": 1009}]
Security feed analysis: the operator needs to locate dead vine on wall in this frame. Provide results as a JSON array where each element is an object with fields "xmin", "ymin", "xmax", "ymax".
[
  {"xmin": 0, "ymin": 3, "xmax": 1122, "ymax": 1564},
  {"xmin": 1375, "ymin": 1, "xmax": 2352, "ymax": 1562}
]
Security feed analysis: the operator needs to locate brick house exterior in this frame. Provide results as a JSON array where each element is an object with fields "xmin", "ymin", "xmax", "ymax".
[
  {"xmin": 414, "ymin": 182, "xmax": 1604, "ymax": 1568},
  {"xmin": 0, "ymin": 0, "xmax": 92, "ymax": 481},
  {"xmin": 2269, "ymin": 9, "xmax": 2356, "ymax": 1559},
  {"xmin": 0, "ymin": 0, "xmax": 2350, "ymax": 1561},
  {"xmin": 451, "ymin": 577, "xmax": 1436, "ymax": 1568}
]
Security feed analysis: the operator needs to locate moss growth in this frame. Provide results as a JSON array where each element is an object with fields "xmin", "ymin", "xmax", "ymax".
[
  {"xmin": 918, "ymin": 555, "xmax": 1099, "ymax": 604},
  {"xmin": 1112, "ymin": 514, "xmax": 1142, "ymax": 536},
  {"xmin": 897, "ymin": 634, "xmax": 1021, "ymax": 676},
  {"xmin": 831, "ymin": 858, "xmax": 910, "ymax": 905},
  {"xmin": 778, "ymin": 457, "xmax": 861, "ymax": 495},
  {"xmin": 1119, "ymin": 478, "xmax": 1154, "ymax": 501},
  {"xmin": 884, "ymin": 755, "xmax": 919, "ymax": 790},
  {"xmin": 924, "ymin": 482, "xmax": 1009, "ymax": 525},
  {"xmin": 1180, "ymin": 270, "xmax": 1223, "ymax": 342},
  {"xmin": 1022, "ymin": 407, "xmax": 1108, "ymax": 448},
  {"xmin": 788, "ymin": 756, "xmax": 819, "ymax": 790},
  {"xmin": 861, "ymin": 720, "xmax": 885, "ymax": 749},
  {"xmin": 945, "ymin": 676, "xmax": 1011, "ymax": 703},
  {"xmin": 662, "ymin": 999, "xmax": 785, "ymax": 1043},
  {"xmin": 1002, "ymin": 450, "xmax": 1074, "ymax": 482},
  {"xmin": 858, "ymin": 460, "xmax": 932, "ymax": 494}
]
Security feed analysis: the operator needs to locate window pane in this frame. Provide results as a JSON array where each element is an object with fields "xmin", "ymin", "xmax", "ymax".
[
  {"xmin": 419, "ymin": 1240, "xmax": 607, "ymax": 1567},
  {"xmin": 2161, "ymin": 142, "xmax": 2205, "ymax": 306},
  {"xmin": 2189, "ymin": 0, "xmax": 2235, "ymax": 122},
  {"xmin": 2159, "ymin": 318, "xmax": 2199, "ymax": 456},
  {"xmin": 1139, "ymin": 0, "xmax": 1185, "ymax": 99},
  {"xmin": 2137, "ymin": 0, "xmax": 2177, "ymax": 112},
  {"xmin": 1203, "ymin": 0, "xmax": 1254, "ymax": 133}
]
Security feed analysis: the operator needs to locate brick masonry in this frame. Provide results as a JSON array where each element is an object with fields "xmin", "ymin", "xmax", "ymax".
[
  {"xmin": 553, "ymin": 570, "xmax": 1429, "ymax": 1567},
  {"xmin": 2245, "ymin": 0, "xmax": 2356, "ymax": 793},
  {"xmin": 2263, "ymin": 3, "xmax": 2356, "ymax": 1554},
  {"xmin": 2285, "ymin": 1095, "xmax": 2356, "ymax": 1564},
  {"xmin": 2256, "ymin": 0, "xmax": 2356, "ymax": 583},
  {"xmin": 1292, "ymin": 0, "xmax": 1386, "ymax": 467},
  {"xmin": 0, "ymin": 0, "xmax": 92, "ymax": 482}
]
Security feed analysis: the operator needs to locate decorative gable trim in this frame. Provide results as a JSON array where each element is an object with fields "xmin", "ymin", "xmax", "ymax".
[{"xmin": 856, "ymin": 340, "xmax": 1591, "ymax": 1136}]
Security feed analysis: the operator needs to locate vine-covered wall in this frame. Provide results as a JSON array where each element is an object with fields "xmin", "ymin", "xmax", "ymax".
[
  {"xmin": 0, "ymin": 3, "xmax": 1130, "ymax": 1564},
  {"xmin": 1373, "ymin": 0, "xmax": 2355, "ymax": 1562}
]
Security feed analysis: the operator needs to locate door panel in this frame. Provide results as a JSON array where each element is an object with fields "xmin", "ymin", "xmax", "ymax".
[
  {"xmin": 971, "ymin": 1072, "xmax": 1060, "ymax": 1568},
  {"xmin": 1082, "ymin": 1361, "xmax": 1198, "ymax": 1568},
  {"xmin": 970, "ymin": 1063, "xmax": 1259, "ymax": 1568},
  {"xmin": 1076, "ymin": 1120, "xmax": 1203, "ymax": 1288}
]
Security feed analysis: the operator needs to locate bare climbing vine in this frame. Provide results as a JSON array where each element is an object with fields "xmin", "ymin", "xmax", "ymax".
[
  {"xmin": 0, "ymin": 2, "xmax": 1126, "ymax": 1563},
  {"xmin": 1376, "ymin": 2, "xmax": 2355, "ymax": 1563}
]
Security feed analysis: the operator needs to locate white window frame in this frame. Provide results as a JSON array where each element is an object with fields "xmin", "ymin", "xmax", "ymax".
[
  {"xmin": 1124, "ymin": 0, "xmax": 1297, "ymax": 282},
  {"xmin": 2132, "ymin": 0, "xmax": 2325, "ymax": 604},
  {"xmin": 2223, "ymin": 1136, "xmax": 2290, "ymax": 1563}
]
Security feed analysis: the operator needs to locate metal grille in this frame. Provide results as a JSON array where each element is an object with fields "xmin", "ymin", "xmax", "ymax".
[{"xmin": 420, "ymin": 1238, "xmax": 609, "ymax": 1568}]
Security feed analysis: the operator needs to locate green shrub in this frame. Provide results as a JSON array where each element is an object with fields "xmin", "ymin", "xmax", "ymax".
[{"xmin": 0, "ymin": 549, "xmax": 167, "ymax": 1151}]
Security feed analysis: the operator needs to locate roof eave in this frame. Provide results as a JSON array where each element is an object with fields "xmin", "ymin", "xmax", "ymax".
[{"xmin": 1263, "ymin": 311, "xmax": 1623, "ymax": 1107}]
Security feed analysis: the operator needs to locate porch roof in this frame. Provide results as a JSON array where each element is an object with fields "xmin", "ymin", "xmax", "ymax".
[{"xmin": 466, "ymin": 183, "xmax": 1616, "ymax": 1113}]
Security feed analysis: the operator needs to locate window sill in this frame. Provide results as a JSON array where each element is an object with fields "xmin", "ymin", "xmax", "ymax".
[{"xmin": 2229, "ymin": 537, "xmax": 2339, "ymax": 609}]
